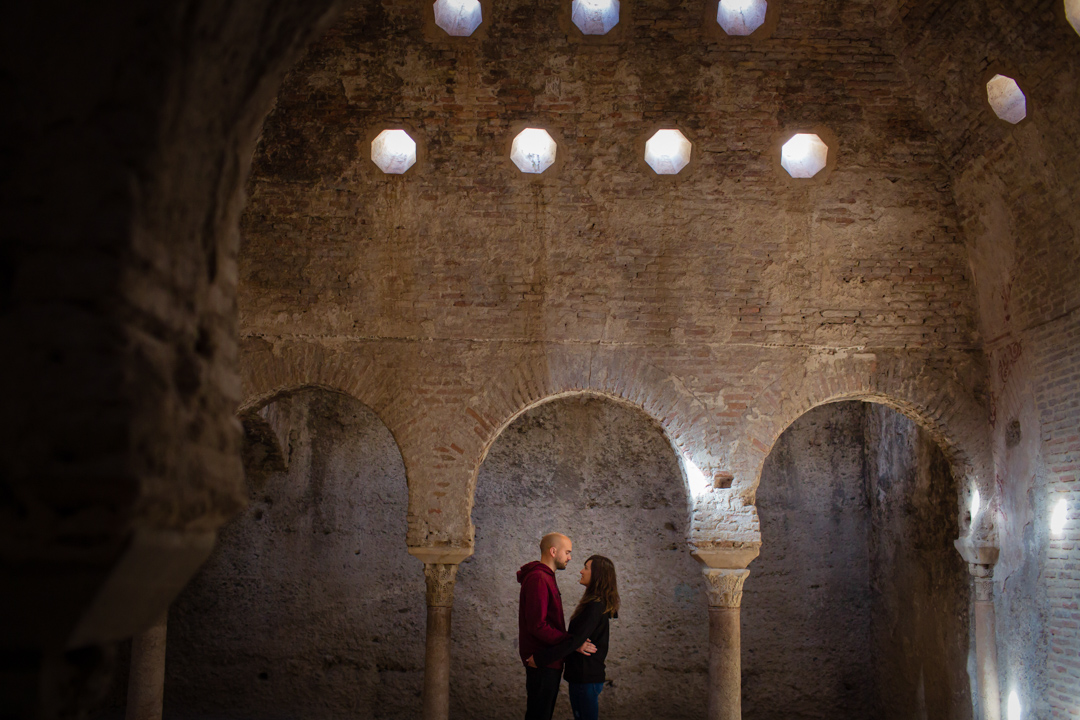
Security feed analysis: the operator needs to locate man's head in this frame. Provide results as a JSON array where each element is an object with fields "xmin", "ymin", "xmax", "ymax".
[{"xmin": 540, "ymin": 532, "xmax": 572, "ymax": 570}]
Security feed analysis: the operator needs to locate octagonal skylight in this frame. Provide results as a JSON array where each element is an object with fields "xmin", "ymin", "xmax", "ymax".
[
  {"xmin": 1068, "ymin": 0, "xmax": 1080, "ymax": 37},
  {"xmin": 511, "ymin": 128, "xmax": 557, "ymax": 174},
  {"xmin": 717, "ymin": 0, "xmax": 768, "ymax": 36},
  {"xmin": 781, "ymin": 133, "xmax": 829, "ymax": 179},
  {"xmin": 644, "ymin": 129, "xmax": 692, "ymax": 175},
  {"xmin": 371, "ymin": 129, "xmax": 417, "ymax": 174},
  {"xmin": 986, "ymin": 74, "xmax": 1027, "ymax": 125},
  {"xmin": 433, "ymin": 0, "xmax": 483, "ymax": 37},
  {"xmin": 572, "ymin": 0, "xmax": 620, "ymax": 35}
]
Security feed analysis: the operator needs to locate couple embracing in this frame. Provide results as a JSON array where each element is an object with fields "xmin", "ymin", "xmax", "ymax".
[{"xmin": 517, "ymin": 533, "xmax": 620, "ymax": 720}]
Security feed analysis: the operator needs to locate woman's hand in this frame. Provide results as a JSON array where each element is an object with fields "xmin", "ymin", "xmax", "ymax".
[
  {"xmin": 576, "ymin": 639, "xmax": 597, "ymax": 656},
  {"xmin": 525, "ymin": 656, "xmax": 537, "ymax": 668}
]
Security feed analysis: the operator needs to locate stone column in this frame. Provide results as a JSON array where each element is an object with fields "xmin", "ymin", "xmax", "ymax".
[
  {"xmin": 702, "ymin": 568, "xmax": 749, "ymax": 720},
  {"xmin": 972, "ymin": 568, "xmax": 1001, "ymax": 720},
  {"xmin": 422, "ymin": 563, "xmax": 458, "ymax": 720},
  {"xmin": 955, "ymin": 539, "xmax": 1000, "ymax": 720},
  {"xmin": 125, "ymin": 611, "xmax": 168, "ymax": 720}
]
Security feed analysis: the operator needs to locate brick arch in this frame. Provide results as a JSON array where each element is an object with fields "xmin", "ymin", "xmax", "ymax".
[
  {"xmin": 733, "ymin": 353, "xmax": 993, "ymax": 541},
  {"xmin": 237, "ymin": 340, "xmax": 423, "ymax": 468},
  {"xmin": 461, "ymin": 346, "xmax": 720, "ymax": 511}
]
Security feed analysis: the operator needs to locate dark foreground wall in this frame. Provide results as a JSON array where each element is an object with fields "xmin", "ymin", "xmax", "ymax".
[
  {"xmin": 743, "ymin": 401, "xmax": 971, "ymax": 720},
  {"xmin": 454, "ymin": 396, "xmax": 708, "ymax": 720}
]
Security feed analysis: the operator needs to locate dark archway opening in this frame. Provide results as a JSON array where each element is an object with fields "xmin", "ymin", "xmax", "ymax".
[{"xmin": 742, "ymin": 401, "xmax": 972, "ymax": 720}]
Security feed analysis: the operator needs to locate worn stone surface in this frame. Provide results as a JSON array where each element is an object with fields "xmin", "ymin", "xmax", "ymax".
[
  {"xmin": 453, "ymin": 396, "xmax": 707, "ymax": 719},
  {"xmin": 99, "ymin": 389, "xmax": 425, "ymax": 718},
  {"xmin": 743, "ymin": 402, "xmax": 970, "ymax": 720}
]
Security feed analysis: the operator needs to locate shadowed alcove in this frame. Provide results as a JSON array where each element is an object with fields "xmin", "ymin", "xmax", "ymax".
[{"xmin": 742, "ymin": 401, "xmax": 972, "ymax": 720}]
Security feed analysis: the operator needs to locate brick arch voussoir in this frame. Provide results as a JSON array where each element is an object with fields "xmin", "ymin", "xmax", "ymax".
[
  {"xmin": 237, "ymin": 342, "xmax": 423, "ymax": 474},
  {"xmin": 459, "ymin": 346, "xmax": 718, "ymax": 513}
]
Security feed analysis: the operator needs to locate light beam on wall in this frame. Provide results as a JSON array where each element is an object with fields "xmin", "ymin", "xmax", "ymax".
[
  {"xmin": 1052, "ymin": 498, "xmax": 1068, "ymax": 537},
  {"xmin": 1007, "ymin": 690, "xmax": 1022, "ymax": 720},
  {"xmin": 971, "ymin": 487, "xmax": 981, "ymax": 520},
  {"xmin": 682, "ymin": 456, "xmax": 712, "ymax": 498}
]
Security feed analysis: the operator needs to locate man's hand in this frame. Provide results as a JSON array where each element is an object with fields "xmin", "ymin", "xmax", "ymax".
[
  {"xmin": 525, "ymin": 656, "xmax": 537, "ymax": 668},
  {"xmin": 577, "ymin": 639, "xmax": 597, "ymax": 656}
]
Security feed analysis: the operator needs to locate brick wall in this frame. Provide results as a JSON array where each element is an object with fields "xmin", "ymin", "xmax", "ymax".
[{"xmin": 239, "ymin": 0, "xmax": 992, "ymax": 553}]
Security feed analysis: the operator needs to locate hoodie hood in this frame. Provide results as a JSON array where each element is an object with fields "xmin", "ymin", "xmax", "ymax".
[{"xmin": 517, "ymin": 560, "xmax": 553, "ymax": 583}]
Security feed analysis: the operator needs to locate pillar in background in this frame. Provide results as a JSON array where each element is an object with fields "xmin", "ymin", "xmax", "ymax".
[
  {"xmin": 956, "ymin": 539, "xmax": 1000, "ymax": 720},
  {"xmin": 702, "ymin": 568, "xmax": 749, "ymax": 720},
  {"xmin": 422, "ymin": 562, "xmax": 459, "ymax": 720},
  {"xmin": 126, "ymin": 612, "xmax": 168, "ymax": 720}
]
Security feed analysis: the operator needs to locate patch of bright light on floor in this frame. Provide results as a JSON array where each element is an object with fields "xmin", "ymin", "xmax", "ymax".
[
  {"xmin": 572, "ymin": 0, "xmax": 620, "ymax": 35},
  {"xmin": 682, "ymin": 456, "xmax": 712, "ymax": 498},
  {"xmin": 780, "ymin": 132, "xmax": 829, "ymax": 178},
  {"xmin": 1067, "ymin": 0, "xmax": 1080, "ymax": 37},
  {"xmin": 371, "ymin": 129, "xmax": 417, "ymax": 174},
  {"xmin": 510, "ymin": 128, "xmax": 557, "ymax": 174},
  {"xmin": 433, "ymin": 0, "xmax": 483, "ymax": 37},
  {"xmin": 717, "ymin": 0, "xmax": 768, "ymax": 36},
  {"xmin": 986, "ymin": 74, "xmax": 1027, "ymax": 124},
  {"xmin": 1007, "ymin": 690, "xmax": 1021, "ymax": 720},
  {"xmin": 644, "ymin": 129, "xmax": 692, "ymax": 175},
  {"xmin": 1052, "ymin": 498, "xmax": 1068, "ymax": 537}
]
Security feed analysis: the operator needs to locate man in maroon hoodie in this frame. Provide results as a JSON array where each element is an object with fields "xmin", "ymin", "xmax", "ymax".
[{"xmin": 518, "ymin": 532, "xmax": 588, "ymax": 720}]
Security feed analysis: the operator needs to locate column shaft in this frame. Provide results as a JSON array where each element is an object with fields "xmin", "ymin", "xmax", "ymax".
[
  {"xmin": 974, "ymin": 577, "xmax": 1001, "ymax": 720},
  {"xmin": 125, "ymin": 612, "xmax": 167, "ymax": 720},
  {"xmin": 423, "ymin": 606, "xmax": 452, "ymax": 720},
  {"xmin": 707, "ymin": 607, "xmax": 741, "ymax": 720}
]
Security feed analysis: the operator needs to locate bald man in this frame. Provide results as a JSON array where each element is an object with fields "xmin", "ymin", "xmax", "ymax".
[{"xmin": 518, "ymin": 533, "xmax": 574, "ymax": 720}]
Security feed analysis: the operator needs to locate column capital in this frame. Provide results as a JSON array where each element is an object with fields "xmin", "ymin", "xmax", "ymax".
[
  {"xmin": 954, "ymin": 537, "xmax": 998, "ymax": 580},
  {"xmin": 424, "ymin": 563, "xmax": 459, "ymax": 608},
  {"xmin": 409, "ymin": 546, "xmax": 473, "ymax": 565},
  {"xmin": 702, "ymin": 568, "xmax": 749, "ymax": 608}
]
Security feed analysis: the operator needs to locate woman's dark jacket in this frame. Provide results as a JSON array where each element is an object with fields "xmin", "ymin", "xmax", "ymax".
[{"xmin": 533, "ymin": 599, "xmax": 614, "ymax": 684}]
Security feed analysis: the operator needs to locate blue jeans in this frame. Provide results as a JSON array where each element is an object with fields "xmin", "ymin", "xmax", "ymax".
[{"xmin": 568, "ymin": 682, "xmax": 604, "ymax": 720}]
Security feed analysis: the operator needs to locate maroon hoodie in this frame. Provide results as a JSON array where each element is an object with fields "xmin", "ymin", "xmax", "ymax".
[{"xmin": 517, "ymin": 561, "xmax": 572, "ymax": 668}]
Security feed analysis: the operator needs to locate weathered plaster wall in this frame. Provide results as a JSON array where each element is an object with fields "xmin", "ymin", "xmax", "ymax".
[
  {"xmin": 865, "ymin": 403, "xmax": 971, "ymax": 720},
  {"xmin": 1, "ymin": 0, "xmax": 344, "ymax": 712},
  {"xmin": 743, "ymin": 402, "xmax": 970, "ymax": 720},
  {"xmin": 101, "ymin": 389, "xmax": 426, "ymax": 718},
  {"xmin": 453, "ymin": 396, "xmax": 707, "ymax": 719},
  {"xmin": 743, "ymin": 402, "xmax": 875, "ymax": 719}
]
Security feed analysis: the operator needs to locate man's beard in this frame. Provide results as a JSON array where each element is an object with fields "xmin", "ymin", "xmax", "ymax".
[{"xmin": 555, "ymin": 559, "xmax": 567, "ymax": 570}]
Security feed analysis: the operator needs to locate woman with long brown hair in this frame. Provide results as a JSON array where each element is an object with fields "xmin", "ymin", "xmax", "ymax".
[{"xmin": 528, "ymin": 555, "xmax": 620, "ymax": 720}]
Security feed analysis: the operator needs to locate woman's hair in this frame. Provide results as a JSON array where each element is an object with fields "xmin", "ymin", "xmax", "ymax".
[{"xmin": 572, "ymin": 555, "xmax": 620, "ymax": 619}]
